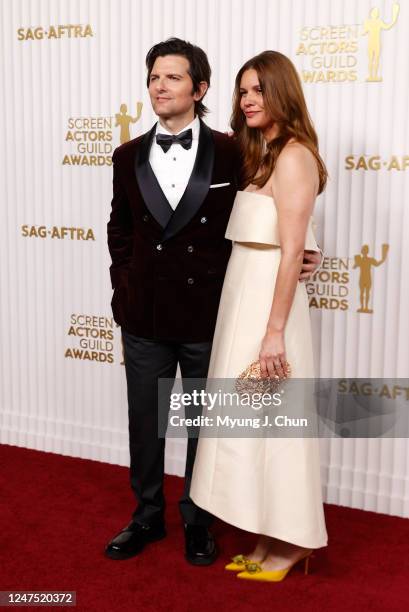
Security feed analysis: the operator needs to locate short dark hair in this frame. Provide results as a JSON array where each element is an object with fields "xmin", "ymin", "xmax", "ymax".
[{"xmin": 145, "ymin": 37, "xmax": 211, "ymax": 118}]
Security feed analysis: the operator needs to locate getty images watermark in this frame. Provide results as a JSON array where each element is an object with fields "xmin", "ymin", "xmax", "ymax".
[
  {"xmin": 168, "ymin": 388, "xmax": 300, "ymax": 430},
  {"xmin": 157, "ymin": 378, "xmax": 409, "ymax": 438}
]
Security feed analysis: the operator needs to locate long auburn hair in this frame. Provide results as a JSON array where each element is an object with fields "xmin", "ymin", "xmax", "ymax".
[{"xmin": 231, "ymin": 50, "xmax": 327, "ymax": 194}]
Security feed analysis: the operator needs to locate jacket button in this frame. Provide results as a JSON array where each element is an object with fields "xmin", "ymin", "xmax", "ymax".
[
  {"xmin": 187, "ymin": 277, "xmax": 194, "ymax": 285},
  {"xmin": 156, "ymin": 243, "xmax": 163, "ymax": 251},
  {"xmin": 200, "ymin": 216, "xmax": 207, "ymax": 224},
  {"xmin": 187, "ymin": 245, "xmax": 194, "ymax": 253},
  {"xmin": 143, "ymin": 215, "xmax": 149, "ymax": 222}
]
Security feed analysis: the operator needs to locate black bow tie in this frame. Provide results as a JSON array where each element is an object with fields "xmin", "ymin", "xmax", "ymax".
[{"xmin": 156, "ymin": 128, "xmax": 193, "ymax": 153}]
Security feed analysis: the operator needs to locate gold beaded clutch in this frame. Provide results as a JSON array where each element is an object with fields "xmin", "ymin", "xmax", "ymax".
[{"xmin": 235, "ymin": 360, "xmax": 291, "ymax": 395}]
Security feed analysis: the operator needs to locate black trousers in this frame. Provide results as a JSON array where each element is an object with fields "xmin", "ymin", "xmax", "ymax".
[{"xmin": 122, "ymin": 330, "xmax": 214, "ymax": 527}]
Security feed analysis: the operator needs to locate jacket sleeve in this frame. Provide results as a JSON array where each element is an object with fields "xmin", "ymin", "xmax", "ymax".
[{"xmin": 107, "ymin": 148, "xmax": 134, "ymax": 289}]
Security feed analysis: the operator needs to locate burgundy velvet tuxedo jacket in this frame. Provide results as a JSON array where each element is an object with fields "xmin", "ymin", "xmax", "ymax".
[{"xmin": 107, "ymin": 119, "xmax": 240, "ymax": 342}]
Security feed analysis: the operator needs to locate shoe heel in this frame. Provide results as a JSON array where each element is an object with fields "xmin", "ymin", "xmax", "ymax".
[{"xmin": 304, "ymin": 553, "xmax": 314, "ymax": 575}]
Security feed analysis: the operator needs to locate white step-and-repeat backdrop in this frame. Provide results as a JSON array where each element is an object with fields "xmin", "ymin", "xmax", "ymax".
[{"xmin": 1, "ymin": 0, "xmax": 408, "ymax": 517}]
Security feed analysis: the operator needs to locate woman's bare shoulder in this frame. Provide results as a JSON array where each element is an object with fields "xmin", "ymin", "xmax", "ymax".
[
  {"xmin": 276, "ymin": 140, "xmax": 316, "ymax": 171},
  {"xmin": 271, "ymin": 140, "xmax": 319, "ymax": 199}
]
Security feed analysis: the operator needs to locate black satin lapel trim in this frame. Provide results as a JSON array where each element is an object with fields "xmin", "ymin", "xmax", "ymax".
[
  {"xmin": 162, "ymin": 120, "xmax": 215, "ymax": 241},
  {"xmin": 134, "ymin": 124, "xmax": 174, "ymax": 228}
]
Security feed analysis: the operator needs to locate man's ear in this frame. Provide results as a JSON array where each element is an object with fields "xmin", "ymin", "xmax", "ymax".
[{"xmin": 194, "ymin": 81, "xmax": 209, "ymax": 101}]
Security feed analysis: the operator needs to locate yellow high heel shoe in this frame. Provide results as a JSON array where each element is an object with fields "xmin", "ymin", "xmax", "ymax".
[
  {"xmin": 225, "ymin": 554, "xmax": 254, "ymax": 571},
  {"xmin": 237, "ymin": 551, "xmax": 313, "ymax": 582}
]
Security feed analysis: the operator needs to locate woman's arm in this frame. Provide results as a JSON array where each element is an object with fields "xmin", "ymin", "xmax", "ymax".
[{"xmin": 259, "ymin": 143, "xmax": 319, "ymax": 379}]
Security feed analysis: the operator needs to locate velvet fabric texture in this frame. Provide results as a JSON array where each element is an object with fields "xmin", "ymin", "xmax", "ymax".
[{"xmin": 107, "ymin": 120, "xmax": 240, "ymax": 342}]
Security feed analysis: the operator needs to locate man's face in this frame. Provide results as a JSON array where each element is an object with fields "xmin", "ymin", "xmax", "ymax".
[{"xmin": 148, "ymin": 55, "xmax": 199, "ymax": 120}]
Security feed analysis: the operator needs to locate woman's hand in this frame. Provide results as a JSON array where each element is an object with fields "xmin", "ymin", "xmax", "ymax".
[{"xmin": 259, "ymin": 330, "xmax": 289, "ymax": 379}]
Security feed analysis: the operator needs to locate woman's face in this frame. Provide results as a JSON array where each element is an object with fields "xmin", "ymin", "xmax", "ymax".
[{"xmin": 239, "ymin": 68, "xmax": 271, "ymax": 130}]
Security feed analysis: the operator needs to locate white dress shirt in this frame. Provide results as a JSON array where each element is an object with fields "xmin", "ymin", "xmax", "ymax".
[{"xmin": 149, "ymin": 116, "xmax": 200, "ymax": 210}]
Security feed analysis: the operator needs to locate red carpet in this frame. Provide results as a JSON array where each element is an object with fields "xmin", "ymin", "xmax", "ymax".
[{"xmin": 0, "ymin": 444, "xmax": 408, "ymax": 611}]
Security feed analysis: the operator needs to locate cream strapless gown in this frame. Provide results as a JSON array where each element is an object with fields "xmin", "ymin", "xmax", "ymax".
[{"xmin": 190, "ymin": 190, "xmax": 328, "ymax": 548}]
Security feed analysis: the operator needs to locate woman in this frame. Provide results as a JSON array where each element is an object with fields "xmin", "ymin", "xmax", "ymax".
[{"xmin": 190, "ymin": 50, "xmax": 328, "ymax": 582}]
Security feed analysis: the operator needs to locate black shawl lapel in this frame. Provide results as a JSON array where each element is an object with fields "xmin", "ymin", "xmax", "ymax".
[
  {"xmin": 162, "ymin": 120, "xmax": 215, "ymax": 241},
  {"xmin": 134, "ymin": 124, "xmax": 174, "ymax": 228}
]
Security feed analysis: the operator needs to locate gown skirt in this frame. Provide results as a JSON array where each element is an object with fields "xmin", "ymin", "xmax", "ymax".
[{"xmin": 190, "ymin": 190, "xmax": 328, "ymax": 549}]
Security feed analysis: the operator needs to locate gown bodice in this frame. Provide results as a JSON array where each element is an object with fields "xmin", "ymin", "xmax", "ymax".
[{"xmin": 225, "ymin": 190, "xmax": 320, "ymax": 251}]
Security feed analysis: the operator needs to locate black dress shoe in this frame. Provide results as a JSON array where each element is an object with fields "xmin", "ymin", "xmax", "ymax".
[
  {"xmin": 184, "ymin": 524, "xmax": 218, "ymax": 566},
  {"xmin": 105, "ymin": 520, "xmax": 166, "ymax": 560}
]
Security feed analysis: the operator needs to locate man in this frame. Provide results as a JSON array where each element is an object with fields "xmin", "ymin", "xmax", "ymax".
[{"xmin": 106, "ymin": 38, "xmax": 320, "ymax": 566}]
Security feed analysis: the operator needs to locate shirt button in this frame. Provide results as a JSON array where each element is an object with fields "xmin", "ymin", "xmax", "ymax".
[
  {"xmin": 156, "ymin": 243, "xmax": 163, "ymax": 251},
  {"xmin": 142, "ymin": 215, "xmax": 149, "ymax": 222},
  {"xmin": 200, "ymin": 216, "xmax": 207, "ymax": 224},
  {"xmin": 187, "ymin": 245, "xmax": 194, "ymax": 253},
  {"xmin": 187, "ymin": 277, "xmax": 194, "ymax": 285},
  {"xmin": 171, "ymin": 184, "xmax": 175, "ymax": 188},
  {"xmin": 173, "ymin": 157, "xmax": 177, "ymax": 161}
]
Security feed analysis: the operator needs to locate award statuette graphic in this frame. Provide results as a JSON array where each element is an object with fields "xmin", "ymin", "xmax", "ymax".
[
  {"xmin": 362, "ymin": 3, "xmax": 400, "ymax": 82},
  {"xmin": 115, "ymin": 102, "xmax": 143, "ymax": 144},
  {"xmin": 353, "ymin": 244, "xmax": 389, "ymax": 313}
]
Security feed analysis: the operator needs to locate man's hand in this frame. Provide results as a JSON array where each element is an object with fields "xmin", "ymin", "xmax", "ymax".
[{"xmin": 299, "ymin": 250, "xmax": 322, "ymax": 281}]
